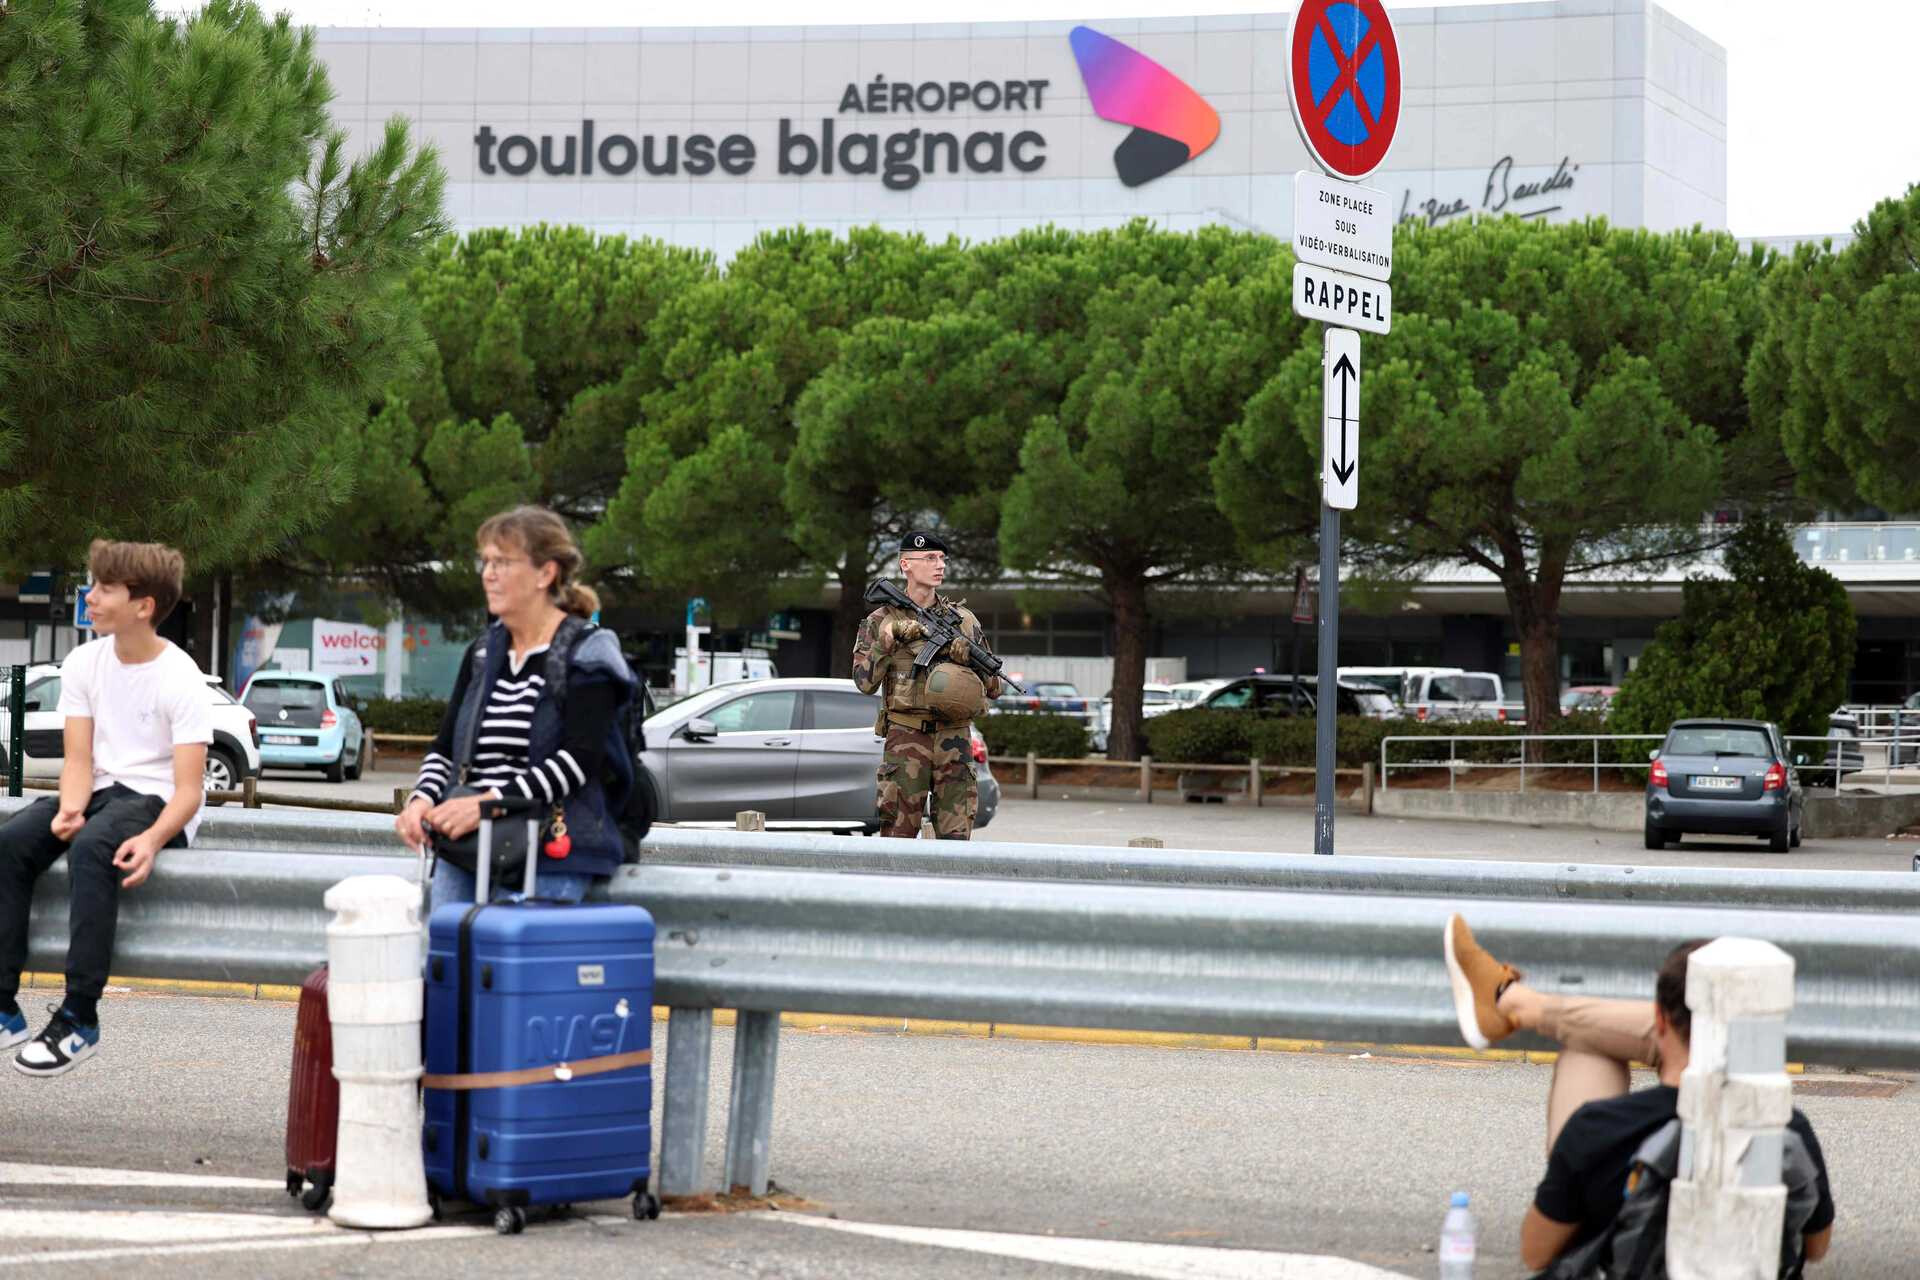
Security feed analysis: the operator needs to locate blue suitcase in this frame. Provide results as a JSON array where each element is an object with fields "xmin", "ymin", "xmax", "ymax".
[{"xmin": 422, "ymin": 796, "xmax": 659, "ymax": 1234}]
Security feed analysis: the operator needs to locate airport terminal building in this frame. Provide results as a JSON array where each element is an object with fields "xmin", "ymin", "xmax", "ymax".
[{"xmin": 15, "ymin": 4, "xmax": 1898, "ymax": 702}]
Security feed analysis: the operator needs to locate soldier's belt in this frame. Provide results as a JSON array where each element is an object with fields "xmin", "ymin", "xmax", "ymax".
[{"xmin": 887, "ymin": 712, "xmax": 965, "ymax": 735}]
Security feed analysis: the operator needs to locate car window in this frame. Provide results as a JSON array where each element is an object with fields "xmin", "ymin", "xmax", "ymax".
[
  {"xmin": 1142, "ymin": 690, "xmax": 1174, "ymax": 704},
  {"xmin": 1665, "ymin": 727, "xmax": 1773, "ymax": 758},
  {"xmin": 1433, "ymin": 676, "xmax": 1496, "ymax": 702},
  {"xmin": 1033, "ymin": 683, "xmax": 1079, "ymax": 698},
  {"xmin": 1349, "ymin": 674, "xmax": 1405, "ymax": 703},
  {"xmin": 25, "ymin": 676, "xmax": 60, "ymax": 710},
  {"xmin": 811, "ymin": 690, "xmax": 881, "ymax": 731},
  {"xmin": 1208, "ymin": 683, "xmax": 1253, "ymax": 709},
  {"xmin": 244, "ymin": 681, "xmax": 325, "ymax": 712},
  {"xmin": 1257, "ymin": 683, "xmax": 1309, "ymax": 712},
  {"xmin": 706, "ymin": 691, "xmax": 798, "ymax": 734}
]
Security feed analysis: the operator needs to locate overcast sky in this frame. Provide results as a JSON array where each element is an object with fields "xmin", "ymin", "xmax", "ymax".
[{"xmin": 273, "ymin": 0, "xmax": 1917, "ymax": 239}]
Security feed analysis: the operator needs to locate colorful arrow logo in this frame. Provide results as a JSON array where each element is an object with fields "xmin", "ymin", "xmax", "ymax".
[{"xmin": 1070, "ymin": 27, "xmax": 1221, "ymax": 188}]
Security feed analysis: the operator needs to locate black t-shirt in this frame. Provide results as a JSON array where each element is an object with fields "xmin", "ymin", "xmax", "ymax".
[{"xmin": 1535, "ymin": 1084, "xmax": 1836, "ymax": 1253}]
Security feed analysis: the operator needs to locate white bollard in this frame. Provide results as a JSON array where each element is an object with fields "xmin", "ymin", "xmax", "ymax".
[
  {"xmin": 324, "ymin": 874, "xmax": 432, "ymax": 1230},
  {"xmin": 1666, "ymin": 937, "xmax": 1796, "ymax": 1280}
]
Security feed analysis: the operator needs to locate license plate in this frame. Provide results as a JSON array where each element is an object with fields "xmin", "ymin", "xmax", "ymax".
[
  {"xmin": 263, "ymin": 734, "xmax": 301, "ymax": 745},
  {"xmin": 1691, "ymin": 775, "xmax": 1741, "ymax": 790}
]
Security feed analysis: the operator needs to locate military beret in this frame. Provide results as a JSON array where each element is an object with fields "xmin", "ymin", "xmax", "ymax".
[{"xmin": 900, "ymin": 531, "xmax": 948, "ymax": 555}]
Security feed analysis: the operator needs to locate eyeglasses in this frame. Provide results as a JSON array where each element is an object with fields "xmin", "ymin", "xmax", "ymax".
[
  {"xmin": 475, "ymin": 554, "xmax": 530, "ymax": 577},
  {"xmin": 903, "ymin": 553, "xmax": 947, "ymax": 565}
]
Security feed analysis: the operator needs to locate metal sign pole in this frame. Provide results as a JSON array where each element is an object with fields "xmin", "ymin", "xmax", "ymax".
[{"xmin": 1314, "ymin": 504, "xmax": 1340, "ymax": 855}]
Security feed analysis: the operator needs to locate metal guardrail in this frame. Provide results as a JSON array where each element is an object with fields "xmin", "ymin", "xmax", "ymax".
[{"xmin": 24, "ymin": 838, "xmax": 1920, "ymax": 1195}]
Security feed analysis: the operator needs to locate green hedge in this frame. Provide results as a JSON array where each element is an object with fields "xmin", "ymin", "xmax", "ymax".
[
  {"xmin": 978, "ymin": 713, "xmax": 1090, "ymax": 761},
  {"xmin": 358, "ymin": 696, "xmax": 448, "ymax": 737}
]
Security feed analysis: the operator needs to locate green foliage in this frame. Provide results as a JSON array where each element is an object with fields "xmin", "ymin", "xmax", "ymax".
[
  {"xmin": 591, "ymin": 226, "xmax": 970, "ymax": 637},
  {"xmin": 1609, "ymin": 521, "xmax": 1854, "ymax": 746},
  {"xmin": 271, "ymin": 226, "xmax": 712, "ymax": 614},
  {"xmin": 976, "ymin": 713, "xmax": 1090, "ymax": 761},
  {"xmin": 1214, "ymin": 217, "xmax": 1778, "ymax": 731},
  {"xmin": 1748, "ymin": 184, "xmax": 1920, "ymax": 511},
  {"xmin": 1145, "ymin": 709, "xmax": 1613, "ymax": 768},
  {"xmin": 1141, "ymin": 710, "xmax": 1253, "ymax": 764},
  {"xmin": 358, "ymin": 696, "xmax": 447, "ymax": 736},
  {"xmin": 0, "ymin": 0, "xmax": 448, "ymax": 575}
]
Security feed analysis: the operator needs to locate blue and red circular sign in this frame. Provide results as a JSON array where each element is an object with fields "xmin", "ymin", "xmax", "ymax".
[{"xmin": 1287, "ymin": 0, "xmax": 1401, "ymax": 181}]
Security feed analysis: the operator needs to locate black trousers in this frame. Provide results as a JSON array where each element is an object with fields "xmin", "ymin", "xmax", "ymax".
[{"xmin": 0, "ymin": 786, "xmax": 183, "ymax": 1010}]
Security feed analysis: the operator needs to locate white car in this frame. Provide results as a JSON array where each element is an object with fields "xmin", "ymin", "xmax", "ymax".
[
  {"xmin": 2, "ymin": 663, "xmax": 262, "ymax": 805},
  {"xmin": 1091, "ymin": 684, "xmax": 1193, "ymax": 752}
]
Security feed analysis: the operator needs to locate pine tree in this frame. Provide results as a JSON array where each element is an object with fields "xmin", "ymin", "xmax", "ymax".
[{"xmin": 0, "ymin": 0, "xmax": 447, "ymax": 576}]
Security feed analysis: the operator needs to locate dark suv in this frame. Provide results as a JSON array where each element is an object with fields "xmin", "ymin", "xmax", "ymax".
[{"xmin": 1645, "ymin": 719, "xmax": 1804, "ymax": 852}]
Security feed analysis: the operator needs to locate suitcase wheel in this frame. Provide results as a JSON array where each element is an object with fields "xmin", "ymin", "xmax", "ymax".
[
  {"xmin": 494, "ymin": 1206, "xmax": 526, "ymax": 1235},
  {"xmin": 285, "ymin": 1170, "xmax": 303, "ymax": 1198},
  {"xmin": 427, "ymin": 1190, "xmax": 442, "ymax": 1221},
  {"xmin": 299, "ymin": 1170, "xmax": 334, "ymax": 1213},
  {"xmin": 633, "ymin": 1192, "xmax": 661, "ymax": 1222}
]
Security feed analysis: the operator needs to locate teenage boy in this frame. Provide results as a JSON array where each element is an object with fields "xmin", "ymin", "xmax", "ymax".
[{"xmin": 0, "ymin": 540, "xmax": 210, "ymax": 1076}]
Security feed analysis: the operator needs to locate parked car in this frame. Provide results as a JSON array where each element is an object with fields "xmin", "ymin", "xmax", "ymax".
[
  {"xmin": 3, "ymin": 664, "xmax": 262, "ymax": 804},
  {"xmin": 1560, "ymin": 685, "xmax": 1619, "ymax": 715},
  {"xmin": 639, "ymin": 677, "xmax": 997, "ymax": 831},
  {"xmin": 994, "ymin": 681, "xmax": 1093, "ymax": 716},
  {"xmin": 1168, "ymin": 678, "xmax": 1232, "ymax": 705},
  {"xmin": 1199, "ymin": 675, "xmax": 1398, "ymax": 718},
  {"xmin": 1091, "ymin": 683, "xmax": 1187, "ymax": 752},
  {"xmin": 1644, "ymin": 719, "xmax": 1804, "ymax": 852},
  {"xmin": 239, "ymin": 671, "xmax": 368, "ymax": 784},
  {"xmin": 1399, "ymin": 670, "xmax": 1508, "ymax": 722},
  {"xmin": 1339, "ymin": 666, "xmax": 1464, "ymax": 708}
]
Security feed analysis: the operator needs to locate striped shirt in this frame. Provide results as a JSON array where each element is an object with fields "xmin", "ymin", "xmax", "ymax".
[{"xmin": 412, "ymin": 644, "xmax": 616, "ymax": 809}]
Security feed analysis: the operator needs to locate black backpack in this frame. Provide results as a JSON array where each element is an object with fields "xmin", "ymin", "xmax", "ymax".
[
  {"xmin": 1540, "ymin": 1118, "xmax": 1821, "ymax": 1280},
  {"xmin": 464, "ymin": 618, "xmax": 654, "ymax": 861}
]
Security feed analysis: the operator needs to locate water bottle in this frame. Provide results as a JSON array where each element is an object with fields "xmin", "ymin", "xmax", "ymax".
[{"xmin": 1439, "ymin": 1190, "xmax": 1476, "ymax": 1279}]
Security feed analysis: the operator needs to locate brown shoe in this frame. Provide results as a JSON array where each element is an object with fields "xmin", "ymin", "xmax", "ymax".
[{"xmin": 1443, "ymin": 914, "xmax": 1520, "ymax": 1049}]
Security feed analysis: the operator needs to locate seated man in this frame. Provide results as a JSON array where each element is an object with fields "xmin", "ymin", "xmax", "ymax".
[
  {"xmin": 1443, "ymin": 917, "xmax": 1835, "ymax": 1275},
  {"xmin": 0, "ymin": 540, "xmax": 209, "ymax": 1076}
]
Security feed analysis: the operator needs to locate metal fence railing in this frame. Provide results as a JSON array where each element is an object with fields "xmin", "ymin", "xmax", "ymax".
[{"xmin": 1380, "ymin": 731, "xmax": 1920, "ymax": 794}]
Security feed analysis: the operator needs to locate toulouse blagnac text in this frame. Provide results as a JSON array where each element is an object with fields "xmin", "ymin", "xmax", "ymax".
[{"xmin": 475, "ymin": 77, "xmax": 1055, "ymax": 191}]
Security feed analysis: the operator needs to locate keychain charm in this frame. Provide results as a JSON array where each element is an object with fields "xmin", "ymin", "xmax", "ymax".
[{"xmin": 543, "ymin": 811, "xmax": 571, "ymax": 860}]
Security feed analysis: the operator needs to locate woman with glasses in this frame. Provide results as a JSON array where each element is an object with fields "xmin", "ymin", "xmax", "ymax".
[{"xmin": 394, "ymin": 506, "xmax": 639, "ymax": 909}]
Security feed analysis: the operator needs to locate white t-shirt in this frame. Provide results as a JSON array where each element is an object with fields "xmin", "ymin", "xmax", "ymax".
[{"xmin": 56, "ymin": 638, "xmax": 213, "ymax": 844}]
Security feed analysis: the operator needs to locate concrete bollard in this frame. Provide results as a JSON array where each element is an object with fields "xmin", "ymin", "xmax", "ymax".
[
  {"xmin": 1140, "ymin": 755, "xmax": 1153, "ymax": 804},
  {"xmin": 323, "ymin": 875, "xmax": 431, "ymax": 1229},
  {"xmin": 1666, "ymin": 937, "xmax": 1796, "ymax": 1280},
  {"xmin": 1250, "ymin": 757, "xmax": 1263, "ymax": 808},
  {"xmin": 735, "ymin": 810, "xmax": 766, "ymax": 832},
  {"xmin": 1025, "ymin": 751, "xmax": 1039, "ymax": 800}
]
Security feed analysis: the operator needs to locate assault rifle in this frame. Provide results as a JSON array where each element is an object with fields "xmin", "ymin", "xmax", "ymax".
[{"xmin": 863, "ymin": 579, "xmax": 1026, "ymax": 696}]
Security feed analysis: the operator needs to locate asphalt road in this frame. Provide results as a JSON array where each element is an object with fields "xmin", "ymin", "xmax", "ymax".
[
  {"xmin": 247, "ymin": 764, "xmax": 1920, "ymax": 873},
  {"xmin": 2, "ymin": 988, "xmax": 1913, "ymax": 1279}
]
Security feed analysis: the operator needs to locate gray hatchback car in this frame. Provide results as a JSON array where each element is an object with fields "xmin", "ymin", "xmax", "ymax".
[
  {"xmin": 1645, "ymin": 718, "xmax": 1804, "ymax": 852},
  {"xmin": 639, "ymin": 677, "xmax": 998, "ymax": 832}
]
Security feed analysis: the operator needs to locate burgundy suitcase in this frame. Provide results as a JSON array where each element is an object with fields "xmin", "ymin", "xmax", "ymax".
[{"xmin": 284, "ymin": 964, "xmax": 339, "ymax": 1211}]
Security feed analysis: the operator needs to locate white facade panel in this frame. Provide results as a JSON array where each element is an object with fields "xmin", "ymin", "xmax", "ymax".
[{"xmin": 314, "ymin": 2, "xmax": 1727, "ymax": 255}]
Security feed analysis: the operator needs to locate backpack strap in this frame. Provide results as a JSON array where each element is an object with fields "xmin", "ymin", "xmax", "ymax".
[{"xmin": 543, "ymin": 615, "xmax": 592, "ymax": 710}]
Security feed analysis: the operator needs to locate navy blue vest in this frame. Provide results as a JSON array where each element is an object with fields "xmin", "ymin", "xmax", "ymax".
[{"xmin": 450, "ymin": 618, "xmax": 637, "ymax": 879}]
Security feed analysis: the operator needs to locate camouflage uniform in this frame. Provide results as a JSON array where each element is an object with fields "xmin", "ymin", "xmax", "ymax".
[{"xmin": 851, "ymin": 594, "xmax": 1002, "ymax": 839}]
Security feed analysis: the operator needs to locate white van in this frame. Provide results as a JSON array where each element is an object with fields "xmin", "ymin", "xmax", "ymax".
[{"xmin": 1340, "ymin": 667, "xmax": 1509, "ymax": 722}]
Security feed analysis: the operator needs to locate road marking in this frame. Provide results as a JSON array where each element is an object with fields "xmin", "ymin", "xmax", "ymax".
[
  {"xmin": 767, "ymin": 1214, "xmax": 1408, "ymax": 1278},
  {"xmin": 0, "ymin": 1162, "xmax": 286, "ymax": 1190},
  {"xmin": 0, "ymin": 1213, "xmax": 487, "ymax": 1266}
]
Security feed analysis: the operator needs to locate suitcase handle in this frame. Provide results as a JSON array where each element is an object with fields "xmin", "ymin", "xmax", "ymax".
[{"xmin": 472, "ymin": 800, "xmax": 543, "ymax": 904}]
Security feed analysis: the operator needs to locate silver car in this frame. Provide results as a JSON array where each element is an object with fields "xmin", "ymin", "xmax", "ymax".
[{"xmin": 639, "ymin": 677, "xmax": 999, "ymax": 832}]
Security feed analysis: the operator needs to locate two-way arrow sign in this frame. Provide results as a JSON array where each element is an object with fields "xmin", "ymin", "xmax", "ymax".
[{"xmin": 1322, "ymin": 327, "xmax": 1360, "ymax": 509}]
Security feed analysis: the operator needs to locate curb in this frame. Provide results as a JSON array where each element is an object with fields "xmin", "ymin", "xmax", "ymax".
[{"xmin": 44, "ymin": 975, "xmax": 1803, "ymax": 1072}]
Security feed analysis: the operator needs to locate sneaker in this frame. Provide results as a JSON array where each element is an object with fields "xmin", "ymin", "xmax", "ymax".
[
  {"xmin": 0, "ymin": 1007, "xmax": 26, "ymax": 1052},
  {"xmin": 1443, "ymin": 915, "xmax": 1521, "ymax": 1050},
  {"xmin": 14, "ymin": 1006, "xmax": 99, "ymax": 1077}
]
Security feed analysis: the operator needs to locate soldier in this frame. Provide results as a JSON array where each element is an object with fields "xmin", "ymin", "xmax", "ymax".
[{"xmin": 851, "ymin": 531, "xmax": 1002, "ymax": 839}]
